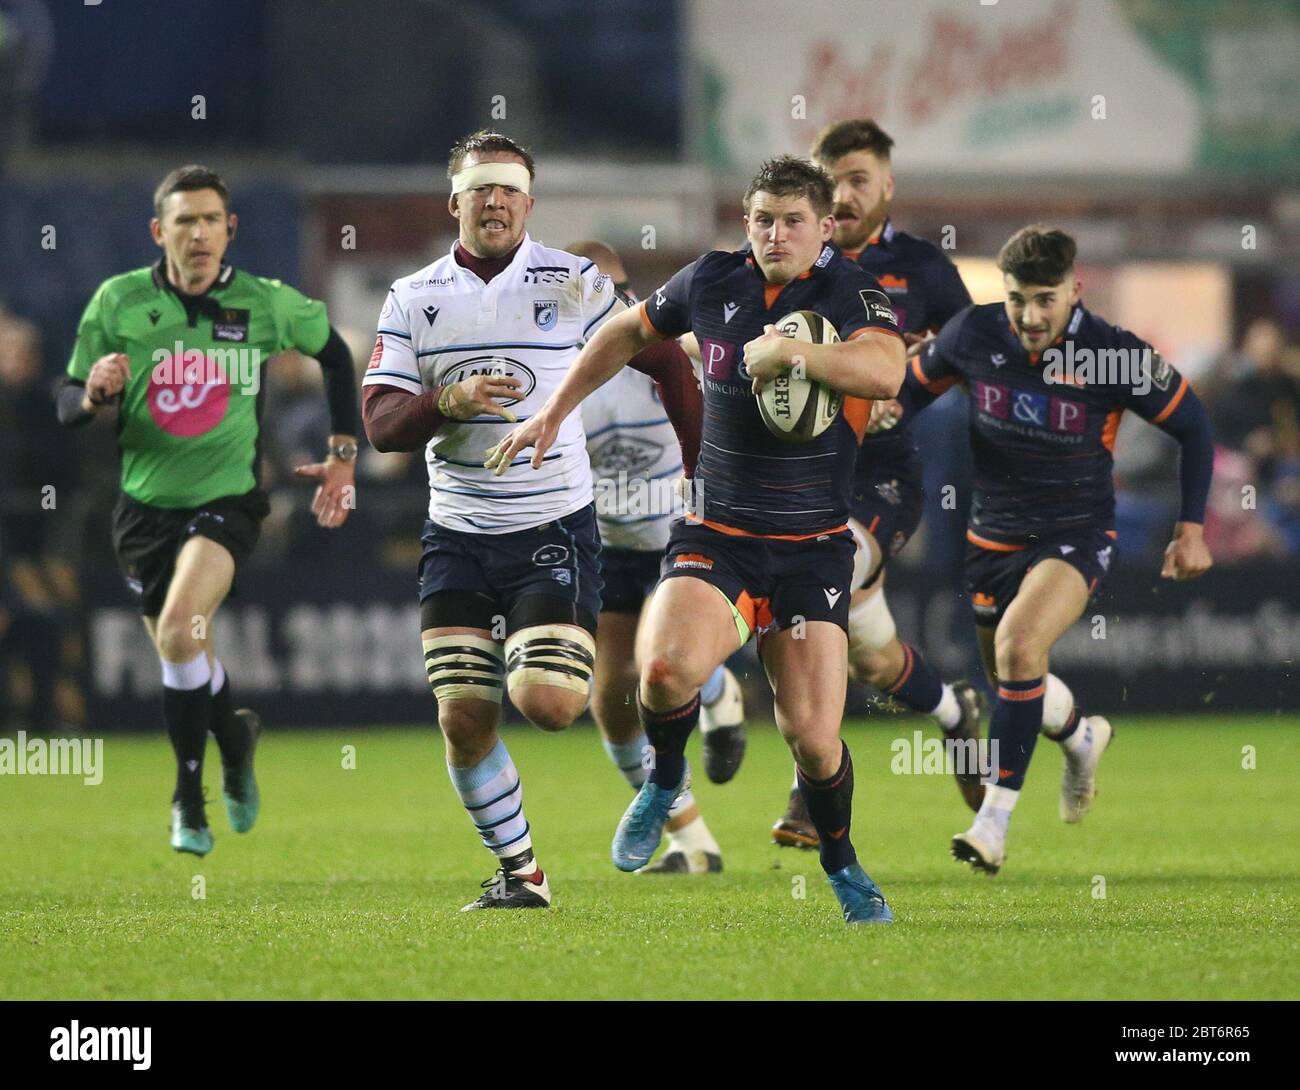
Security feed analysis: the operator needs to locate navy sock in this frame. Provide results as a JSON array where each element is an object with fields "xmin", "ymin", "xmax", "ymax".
[
  {"xmin": 164, "ymin": 684, "xmax": 211, "ymax": 803},
  {"xmin": 638, "ymin": 692, "xmax": 699, "ymax": 788},
  {"xmin": 989, "ymin": 677, "xmax": 1045, "ymax": 791},
  {"xmin": 883, "ymin": 642, "xmax": 943, "ymax": 714},
  {"xmin": 797, "ymin": 742, "xmax": 857, "ymax": 874}
]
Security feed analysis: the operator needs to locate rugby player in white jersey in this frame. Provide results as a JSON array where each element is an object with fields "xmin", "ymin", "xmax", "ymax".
[
  {"xmin": 569, "ymin": 239, "xmax": 745, "ymax": 875},
  {"xmin": 362, "ymin": 132, "xmax": 629, "ymax": 910}
]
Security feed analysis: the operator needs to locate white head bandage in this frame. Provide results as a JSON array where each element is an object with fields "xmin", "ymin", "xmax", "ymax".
[{"xmin": 451, "ymin": 161, "xmax": 532, "ymax": 196}]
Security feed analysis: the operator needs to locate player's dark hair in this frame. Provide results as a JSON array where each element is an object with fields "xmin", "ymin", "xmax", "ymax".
[
  {"xmin": 743, "ymin": 156, "xmax": 834, "ymax": 220},
  {"xmin": 153, "ymin": 164, "xmax": 230, "ymax": 218},
  {"xmin": 810, "ymin": 118, "xmax": 895, "ymax": 165},
  {"xmin": 447, "ymin": 130, "xmax": 536, "ymax": 181},
  {"xmin": 997, "ymin": 225, "xmax": 1078, "ymax": 285}
]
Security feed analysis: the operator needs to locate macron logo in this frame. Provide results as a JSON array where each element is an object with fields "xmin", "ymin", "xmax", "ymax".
[
  {"xmin": 423, "ymin": 306, "xmax": 439, "ymax": 326},
  {"xmin": 50, "ymin": 1022, "xmax": 151, "ymax": 1071},
  {"xmin": 723, "ymin": 301, "xmax": 740, "ymax": 324},
  {"xmin": 824, "ymin": 587, "xmax": 842, "ymax": 608}
]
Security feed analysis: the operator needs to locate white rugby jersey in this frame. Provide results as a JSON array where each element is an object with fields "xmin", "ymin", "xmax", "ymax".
[
  {"xmin": 581, "ymin": 366, "xmax": 683, "ymax": 551},
  {"xmin": 364, "ymin": 234, "xmax": 627, "ymax": 533}
]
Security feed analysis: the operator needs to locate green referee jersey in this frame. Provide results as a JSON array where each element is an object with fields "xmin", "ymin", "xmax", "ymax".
[{"xmin": 68, "ymin": 261, "xmax": 330, "ymax": 508}]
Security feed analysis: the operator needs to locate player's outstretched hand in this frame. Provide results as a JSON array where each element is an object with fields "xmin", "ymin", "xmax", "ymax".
[
  {"xmin": 1161, "ymin": 521, "xmax": 1212, "ymax": 581},
  {"xmin": 867, "ymin": 397, "xmax": 903, "ymax": 433},
  {"xmin": 85, "ymin": 352, "xmax": 131, "ymax": 404},
  {"xmin": 294, "ymin": 458, "xmax": 355, "ymax": 529},
  {"xmin": 743, "ymin": 324, "xmax": 794, "ymax": 393},
  {"xmin": 484, "ymin": 410, "xmax": 559, "ymax": 476},
  {"xmin": 441, "ymin": 375, "xmax": 522, "ymax": 422}
]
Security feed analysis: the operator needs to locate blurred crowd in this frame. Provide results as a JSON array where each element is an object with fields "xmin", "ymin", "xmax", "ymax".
[{"xmin": 2, "ymin": 298, "xmax": 1299, "ymax": 731}]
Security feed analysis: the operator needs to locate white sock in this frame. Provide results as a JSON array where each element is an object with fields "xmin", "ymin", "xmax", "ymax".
[
  {"xmin": 1061, "ymin": 716, "xmax": 1093, "ymax": 755},
  {"xmin": 161, "ymin": 651, "xmax": 211, "ymax": 691},
  {"xmin": 932, "ymin": 683, "xmax": 962, "ymax": 731},
  {"xmin": 667, "ymin": 813, "xmax": 720, "ymax": 856},
  {"xmin": 975, "ymin": 784, "xmax": 1019, "ymax": 839},
  {"xmin": 668, "ymin": 786, "xmax": 695, "ymax": 819}
]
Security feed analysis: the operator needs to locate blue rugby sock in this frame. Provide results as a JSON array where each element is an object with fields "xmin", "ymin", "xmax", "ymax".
[
  {"xmin": 988, "ymin": 677, "xmax": 1045, "ymax": 791},
  {"xmin": 883, "ymin": 642, "xmax": 943, "ymax": 714}
]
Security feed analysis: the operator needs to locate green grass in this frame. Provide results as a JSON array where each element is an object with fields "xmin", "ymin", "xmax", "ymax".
[{"xmin": 1, "ymin": 716, "xmax": 1297, "ymax": 999}]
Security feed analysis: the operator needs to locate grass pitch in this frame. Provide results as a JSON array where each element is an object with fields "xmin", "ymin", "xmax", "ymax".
[{"xmin": 1, "ymin": 715, "xmax": 1296, "ymax": 1000}]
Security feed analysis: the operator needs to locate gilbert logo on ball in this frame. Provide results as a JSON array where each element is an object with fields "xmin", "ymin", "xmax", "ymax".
[{"xmin": 756, "ymin": 310, "xmax": 843, "ymax": 443}]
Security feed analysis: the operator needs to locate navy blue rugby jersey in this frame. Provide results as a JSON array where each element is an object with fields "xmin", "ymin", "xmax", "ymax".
[
  {"xmin": 847, "ymin": 219, "xmax": 972, "ymax": 468},
  {"xmin": 910, "ymin": 302, "xmax": 1191, "ymax": 546},
  {"xmin": 641, "ymin": 242, "xmax": 902, "ymax": 536}
]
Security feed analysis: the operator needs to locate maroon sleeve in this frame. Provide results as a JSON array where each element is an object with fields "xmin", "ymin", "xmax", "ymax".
[
  {"xmin": 628, "ymin": 339, "xmax": 702, "ymax": 477},
  {"xmin": 362, "ymin": 384, "xmax": 447, "ymax": 452}
]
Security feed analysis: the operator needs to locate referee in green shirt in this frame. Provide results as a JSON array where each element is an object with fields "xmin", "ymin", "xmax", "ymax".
[{"xmin": 57, "ymin": 164, "xmax": 359, "ymax": 856}]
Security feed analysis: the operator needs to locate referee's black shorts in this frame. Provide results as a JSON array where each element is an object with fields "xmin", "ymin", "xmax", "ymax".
[{"xmin": 110, "ymin": 488, "xmax": 270, "ymax": 616}]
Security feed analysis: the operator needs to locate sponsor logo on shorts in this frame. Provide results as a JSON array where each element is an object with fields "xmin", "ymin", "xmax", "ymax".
[
  {"xmin": 533, "ymin": 544, "xmax": 570, "ymax": 566},
  {"xmin": 551, "ymin": 568, "xmax": 572, "ymax": 585},
  {"xmin": 971, "ymin": 591, "xmax": 997, "ymax": 617},
  {"xmin": 672, "ymin": 552, "xmax": 714, "ymax": 571},
  {"xmin": 823, "ymin": 587, "xmax": 842, "ymax": 608}
]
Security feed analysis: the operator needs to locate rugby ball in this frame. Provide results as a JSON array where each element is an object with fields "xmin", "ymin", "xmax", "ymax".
[{"xmin": 755, "ymin": 310, "xmax": 843, "ymax": 443}]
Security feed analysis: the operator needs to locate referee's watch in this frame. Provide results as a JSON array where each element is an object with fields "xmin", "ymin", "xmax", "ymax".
[{"xmin": 328, "ymin": 440, "xmax": 359, "ymax": 462}]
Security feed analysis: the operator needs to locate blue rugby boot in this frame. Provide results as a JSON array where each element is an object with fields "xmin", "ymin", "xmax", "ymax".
[
  {"xmin": 827, "ymin": 862, "xmax": 894, "ymax": 924},
  {"xmin": 221, "ymin": 708, "xmax": 262, "ymax": 833},
  {"xmin": 170, "ymin": 796, "xmax": 214, "ymax": 857},
  {"xmin": 612, "ymin": 765, "xmax": 691, "ymax": 872}
]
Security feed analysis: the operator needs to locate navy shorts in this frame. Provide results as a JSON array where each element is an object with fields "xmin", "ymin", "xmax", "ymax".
[
  {"xmin": 965, "ymin": 526, "xmax": 1117, "ymax": 628},
  {"xmin": 660, "ymin": 519, "xmax": 856, "ymax": 636},
  {"xmin": 418, "ymin": 505, "xmax": 603, "ymax": 633},
  {"xmin": 600, "ymin": 547, "xmax": 662, "ymax": 614},
  {"xmin": 849, "ymin": 446, "xmax": 924, "ymax": 587}
]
